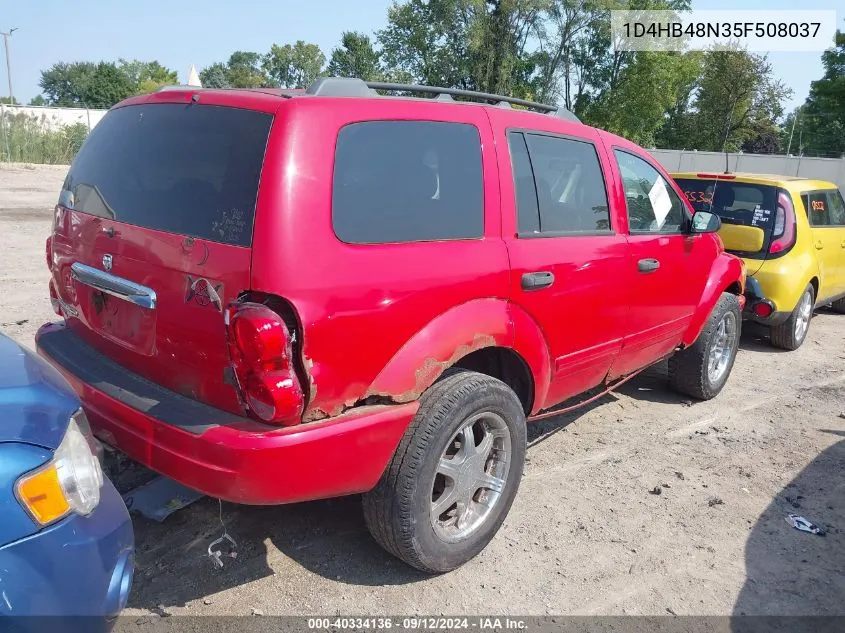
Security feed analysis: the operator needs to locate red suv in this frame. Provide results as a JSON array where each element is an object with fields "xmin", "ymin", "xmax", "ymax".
[{"xmin": 37, "ymin": 78, "xmax": 745, "ymax": 573}]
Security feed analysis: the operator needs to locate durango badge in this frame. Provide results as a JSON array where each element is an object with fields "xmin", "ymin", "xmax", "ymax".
[{"xmin": 186, "ymin": 276, "xmax": 223, "ymax": 312}]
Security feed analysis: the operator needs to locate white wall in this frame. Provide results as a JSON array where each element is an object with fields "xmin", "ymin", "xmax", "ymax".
[
  {"xmin": 650, "ymin": 149, "xmax": 845, "ymax": 192},
  {"xmin": 0, "ymin": 104, "xmax": 107, "ymax": 131}
]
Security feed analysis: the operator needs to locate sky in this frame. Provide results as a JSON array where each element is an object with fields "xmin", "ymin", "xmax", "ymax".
[{"xmin": 1, "ymin": 0, "xmax": 841, "ymax": 113}]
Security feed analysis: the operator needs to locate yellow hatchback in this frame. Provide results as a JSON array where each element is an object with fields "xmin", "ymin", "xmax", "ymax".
[{"xmin": 672, "ymin": 172, "xmax": 845, "ymax": 350}]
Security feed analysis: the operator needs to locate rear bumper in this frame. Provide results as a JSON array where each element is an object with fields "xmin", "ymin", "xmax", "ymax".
[
  {"xmin": 0, "ymin": 480, "xmax": 133, "ymax": 632},
  {"xmin": 36, "ymin": 322, "xmax": 418, "ymax": 505},
  {"xmin": 742, "ymin": 277, "xmax": 791, "ymax": 326}
]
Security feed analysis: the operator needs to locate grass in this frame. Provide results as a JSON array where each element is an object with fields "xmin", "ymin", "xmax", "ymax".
[{"xmin": 0, "ymin": 111, "xmax": 88, "ymax": 165}]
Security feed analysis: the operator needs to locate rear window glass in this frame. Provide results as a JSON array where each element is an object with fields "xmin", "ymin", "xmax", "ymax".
[
  {"xmin": 60, "ymin": 104, "xmax": 273, "ymax": 247},
  {"xmin": 674, "ymin": 178, "xmax": 779, "ymax": 233},
  {"xmin": 332, "ymin": 121, "xmax": 484, "ymax": 244}
]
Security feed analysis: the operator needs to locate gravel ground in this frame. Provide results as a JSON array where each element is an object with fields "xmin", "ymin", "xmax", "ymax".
[{"xmin": 1, "ymin": 163, "xmax": 843, "ymax": 619}]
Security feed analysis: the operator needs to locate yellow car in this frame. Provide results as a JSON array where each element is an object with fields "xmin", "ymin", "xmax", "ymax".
[{"xmin": 672, "ymin": 172, "xmax": 845, "ymax": 350}]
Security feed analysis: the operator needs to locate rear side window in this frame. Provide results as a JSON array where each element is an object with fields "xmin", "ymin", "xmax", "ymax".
[
  {"xmin": 61, "ymin": 104, "xmax": 273, "ymax": 247},
  {"xmin": 332, "ymin": 121, "xmax": 483, "ymax": 244},
  {"xmin": 804, "ymin": 192, "xmax": 831, "ymax": 226},
  {"xmin": 509, "ymin": 131, "xmax": 610, "ymax": 235},
  {"xmin": 804, "ymin": 190, "xmax": 845, "ymax": 227}
]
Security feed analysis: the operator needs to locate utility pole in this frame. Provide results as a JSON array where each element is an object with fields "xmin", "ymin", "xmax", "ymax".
[{"xmin": 1, "ymin": 28, "xmax": 17, "ymax": 104}]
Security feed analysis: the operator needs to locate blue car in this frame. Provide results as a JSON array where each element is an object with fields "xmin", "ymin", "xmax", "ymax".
[{"xmin": 0, "ymin": 333, "xmax": 134, "ymax": 633}]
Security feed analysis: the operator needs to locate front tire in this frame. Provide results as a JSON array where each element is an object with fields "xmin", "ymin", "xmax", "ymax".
[
  {"xmin": 362, "ymin": 370, "xmax": 526, "ymax": 573},
  {"xmin": 668, "ymin": 292, "xmax": 741, "ymax": 400},
  {"xmin": 771, "ymin": 284, "xmax": 814, "ymax": 350}
]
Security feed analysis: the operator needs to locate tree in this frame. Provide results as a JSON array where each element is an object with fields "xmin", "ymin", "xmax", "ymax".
[
  {"xmin": 690, "ymin": 50, "xmax": 790, "ymax": 151},
  {"xmin": 792, "ymin": 30, "xmax": 845, "ymax": 156},
  {"xmin": 741, "ymin": 120, "xmax": 782, "ymax": 154},
  {"xmin": 118, "ymin": 59, "xmax": 178, "ymax": 94},
  {"xmin": 262, "ymin": 41, "xmax": 326, "ymax": 88},
  {"xmin": 0, "ymin": 97, "xmax": 19, "ymax": 104},
  {"xmin": 327, "ymin": 31, "xmax": 383, "ymax": 80},
  {"xmin": 378, "ymin": 0, "xmax": 477, "ymax": 88},
  {"xmin": 200, "ymin": 52, "xmax": 273, "ymax": 89},
  {"xmin": 39, "ymin": 61, "xmax": 135, "ymax": 108},
  {"xmin": 29, "ymin": 95, "xmax": 47, "ymax": 106},
  {"xmin": 198, "ymin": 62, "xmax": 231, "ymax": 89},
  {"xmin": 227, "ymin": 51, "xmax": 272, "ymax": 88}
]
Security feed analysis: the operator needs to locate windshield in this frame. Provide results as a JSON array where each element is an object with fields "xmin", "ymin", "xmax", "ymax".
[{"xmin": 60, "ymin": 103, "xmax": 273, "ymax": 247}]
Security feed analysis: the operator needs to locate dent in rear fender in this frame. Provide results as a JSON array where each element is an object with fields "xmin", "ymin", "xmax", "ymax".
[
  {"xmin": 682, "ymin": 253, "xmax": 745, "ymax": 346},
  {"xmin": 364, "ymin": 298, "xmax": 512, "ymax": 404}
]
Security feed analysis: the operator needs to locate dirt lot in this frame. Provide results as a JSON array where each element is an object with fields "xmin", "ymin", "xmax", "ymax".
[{"xmin": 1, "ymin": 163, "xmax": 843, "ymax": 618}]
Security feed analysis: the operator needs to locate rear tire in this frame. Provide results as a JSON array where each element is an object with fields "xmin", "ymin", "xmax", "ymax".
[
  {"xmin": 771, "ymin": 284, "xmax": 814, "ymax": 350},
  {"xmin": 362, "ymin": 369, "xmax": 526, "ymax": 573},
  {"xmin": 668, "ymin": 292, "xmax": 741, "ymax": 400}
]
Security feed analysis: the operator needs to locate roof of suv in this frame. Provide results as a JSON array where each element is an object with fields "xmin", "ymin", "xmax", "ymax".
[{"xmin": 120, "ymin": 76, "xmax": 582, "ymax": 124}]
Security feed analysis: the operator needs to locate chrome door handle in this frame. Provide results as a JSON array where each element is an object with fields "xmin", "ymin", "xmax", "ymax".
[{"xmin": 71, "ymin": 262, "xmax": 157, "ymax": 310}]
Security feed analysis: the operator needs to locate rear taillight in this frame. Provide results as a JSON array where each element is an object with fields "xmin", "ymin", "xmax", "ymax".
[
  {"xmin": 225, "ymin": 302, "xmax": 304, "ymax": 426},
  {"xmin": 753, "ymin": 301, "xmax": 774, "ymax": 318},
  {"xmin": 769, "ymin": 192, "xmax": 796, "ymax": 255}
]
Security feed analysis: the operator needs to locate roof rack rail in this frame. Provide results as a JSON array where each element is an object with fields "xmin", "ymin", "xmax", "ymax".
[
  {"xmin": 304, "ymin": 77, "xmax": 580, "ymax": 123},
  {"xmin": 156, "ymin": 84, "xmax": 204, "ymax": 92}
]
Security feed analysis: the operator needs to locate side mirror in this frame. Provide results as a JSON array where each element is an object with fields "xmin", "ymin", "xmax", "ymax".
[{"xmin": 690, "ymin": 211, "xmax": 721, "ymax": 234}]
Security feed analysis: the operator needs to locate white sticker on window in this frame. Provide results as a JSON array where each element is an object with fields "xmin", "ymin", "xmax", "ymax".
[{"xmin": 648, "ymin": 178, "xmax": 672, "ymax": 229}]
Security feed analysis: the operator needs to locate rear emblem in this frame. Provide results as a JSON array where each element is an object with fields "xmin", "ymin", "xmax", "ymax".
[
  {"xmin": 186, "ymin": 276, "xmax": 223, "ymax": 312},
  {"xmin": 102, "ymin": 254, "xmax": 113, "ymax": 271}
]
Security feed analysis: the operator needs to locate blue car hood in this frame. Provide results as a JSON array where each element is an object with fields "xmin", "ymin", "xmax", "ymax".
[{"xmin": 0, "ymin": 334, "xmax": 78, "ymax": 450}]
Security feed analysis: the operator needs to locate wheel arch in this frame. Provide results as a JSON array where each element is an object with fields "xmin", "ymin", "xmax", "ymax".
[
  {"xmin": 682, "ymin": 253, "xmax": 745, "ymax": 347},
  {"xmin": 364, "ymin": 298, "xmax": 551, "ymax": 415}
]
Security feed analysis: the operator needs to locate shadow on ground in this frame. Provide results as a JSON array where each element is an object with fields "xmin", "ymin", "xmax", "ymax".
[{"xmin": 734, "ymin": 433, "xmax": 845, "ymax": 617}]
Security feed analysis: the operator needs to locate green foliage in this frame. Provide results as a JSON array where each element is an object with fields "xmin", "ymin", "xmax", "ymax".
[
  {"xmin": 225, "ymin": 51, "xmax": 273, "ymax": 88},
  {"xmin": 39, "ymin": 59, "xmax": 179, "ymax": 107},
  {"xmin": 378, "ymin": 0, "xmax": 478, "ymax": 89},
  {"xmin": 0, "ymin": 112, "xmax": 88, "ymax": 164},
  {"xmin": 118, "ymin": 59, "xmax": 178, "ymax": 94},
  {"xmin": 0, "ymin": 97, "xmax": 19, "ymax": 105},
  {"xmin": 28, "ymin": 95, "xmax": 47, "ymax": 106},
  {"xmin": 30, "ymin": 0, "xmax": 808, "ymax": 156},
  {"xmin": 327, "ymin": 32, "xmax": 383, "ymax": 81},
  {"xmin": 263, "ymin": 41, "xmax": 326, "ymax": 88},
  {"xmin": 789, "ymin": 30, "xmax": 845, "ymax": 157}
]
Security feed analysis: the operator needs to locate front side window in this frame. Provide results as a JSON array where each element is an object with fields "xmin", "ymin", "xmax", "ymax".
[
  {"xmin": 332, "ymin": 121, "xmax": 483, "ymax": 244},
  {"xmin": 614, "ymin": 150, "xmax": 686, "ymax": 234}
]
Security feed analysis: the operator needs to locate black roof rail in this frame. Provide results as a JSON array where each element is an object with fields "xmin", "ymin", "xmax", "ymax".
[{"xmin": 303, "ymin": 77, "xmax": 581, "ymax": 122}]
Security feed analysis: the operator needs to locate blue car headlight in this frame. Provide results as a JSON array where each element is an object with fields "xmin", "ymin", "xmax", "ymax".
[{"xmin": 16, "ymin": 409, "xmax": 104, "ymax": 525}]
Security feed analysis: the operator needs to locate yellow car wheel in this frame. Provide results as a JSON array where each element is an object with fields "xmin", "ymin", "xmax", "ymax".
[{"xmin": 771, "ymin": 284, "xmax": 814, "ymax": 351}]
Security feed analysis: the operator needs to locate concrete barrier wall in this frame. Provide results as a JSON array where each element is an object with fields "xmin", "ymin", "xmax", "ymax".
[
  {"xmin": 0, "ymin": 104, "xmax": 107, "ymax": 131},
  {"xmin": 650, "ymin": 149, "xmax": 845, "ymax": 192}
]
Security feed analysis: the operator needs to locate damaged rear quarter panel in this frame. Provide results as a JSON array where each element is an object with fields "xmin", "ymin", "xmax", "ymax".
[{"xmin": 247, "ymin": 98, "xmax": 513, "ymax": 422}]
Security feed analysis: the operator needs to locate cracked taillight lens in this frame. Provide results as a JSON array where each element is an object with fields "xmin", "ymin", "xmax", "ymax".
[{"xmin": 225, "ymin": 302, "xmax": 304, "ymax": 426}]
